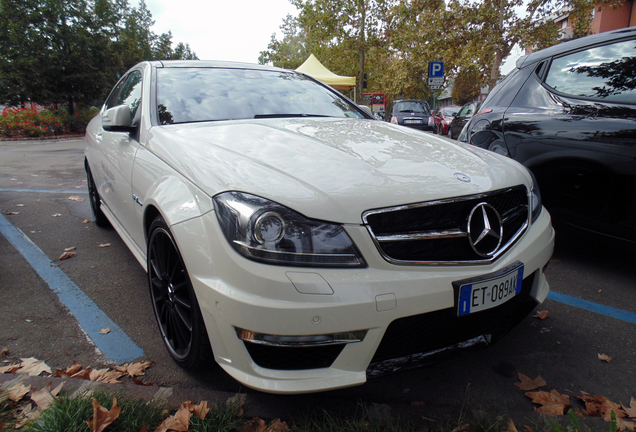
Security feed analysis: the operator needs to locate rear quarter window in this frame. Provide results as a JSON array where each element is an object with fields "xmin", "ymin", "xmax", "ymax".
[{"xmin": 544, "ymin": 38, "xmax": 636, "ymax": 104}]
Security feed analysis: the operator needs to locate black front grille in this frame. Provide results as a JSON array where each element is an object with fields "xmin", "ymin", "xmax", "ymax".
[
  {"xmin": 244, "ymin": 343, "xmax": 345, "ymax": 370},
  {"xmin": 364, "ymin": 186, "xmax": 528, "ymax": 263},
  {"xmin": 371, "ymin": 271, "xmax": 537, "ymax": 363}
]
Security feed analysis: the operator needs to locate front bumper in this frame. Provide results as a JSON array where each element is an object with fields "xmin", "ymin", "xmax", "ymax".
[{"xmin": 171, "ymin": 208, "xmax": 554, "ymax": 394}]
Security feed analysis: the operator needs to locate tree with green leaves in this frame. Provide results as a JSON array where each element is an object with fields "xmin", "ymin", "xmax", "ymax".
[
  {"xmin": 262, "ymin": 0, "xmax": 395, "ymax": 103},
  {"xmin": 0, "ymin": 0, "xmax": 197, "ymax": 112}
]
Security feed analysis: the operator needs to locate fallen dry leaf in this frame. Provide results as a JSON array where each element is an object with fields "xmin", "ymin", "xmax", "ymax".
[
  {"xmin": 5, "ymin": 211, "xmax": 19, "ymax": 215},
  {"xmin": 154, "ymin": 401, "xmax": 193, "ymax": 432},
  {"xmin": 267, "ymin": 419, "xmax": 290, "ymax": 431},
  {"xmin": 614, "ymin": 417, "xmax": 636, "ymax": 431},
  {"xmin": 596, "ymin": 396, "xmax": 625, "ymax": 417},
  {"xmin": 623, "ymin": 397, "xmax": 636, "ymax": 418},
  {"xmin": 193, "ymin": 401, "xmax": 210, "ymax": 420},
  {"xmin": 16, "ymin": 204, "xmax": 24, "ymax": 207},
  {"xmin": 508, "ymin": 419, "xmax": 519, "ymax": 432},
  {"xmin": 133, "ymin": 378, "xmax": 153, "ymax": 386},
  {"xmin": 89, "ymin": 368, "xmax": 125, "ymax": 384},
  {"xmin": 7, "ymin": 382, "xmax": 31, "ymax": 402},
  {"xmin": 17, "ymin": 357, "xmax": 52, "ymax": 376},
  {"xmin": 98, "ymin": 243, "xmax": 111, "ymax": 248},
  {"xmin": 68, "ymin": 196, "xmax": 85, "ymax": 202},
  {"xmin": 1, "ymin": 347, "xmax": 8, "ymax": 357},
  {"xmin": 526, "ymin": 389, "xmax": 571, "ymax": 415},
  {"xmin": 64, "ymin": 247, "xmax": 77, "ymax": 252},
  {"xmin": 53, "ymin": 361, "xmax": 85, "ymax": 378},
  {"xmin": 86, "ymin": 396, "xmax": 121, "ymax": 432},
  {"xmin": 14, "ymin": 402, "xmax": 40, "ymax": 428},
  {"xmin": 52, "ymin": 213, "xmax": 62, "ymax": 217},
  {"xmin": 30, "ymin": 382, "xmax": 63, "ymax": 410},
  {"xmin": 71, "ymin": 368, "xmax": 92, "ymax": 380},
  {"xmin": 98, "ymin": 328, "xmax": 110, "ymax": 335},
  {"xmin": 59, "ymin": 251, "xmax": 76, "ymax": 260},
  {"xmin": 122, "ymin": 360, "xmax": 155, "ymax": 377},
  {"xmin": 244, "ymin": 417, "xmax": 268, "ymax": 432},
  {"xmin": 515, "ymin": 373, "xmax": 547, "ymax": 391},
  {"xmin": 0, "ymin": 364, "xmax": 20, "ymax": 374},
  {"xmin": 533, "ymin": 311, "xmax": 549, "ymax": 320},
  {"xmin": 83, "ymin": 218, "xmax": 90, "ymax": 224},
  {"xmin": 598, "ymin": 354, "xmax": 612, "ymax": 363}
]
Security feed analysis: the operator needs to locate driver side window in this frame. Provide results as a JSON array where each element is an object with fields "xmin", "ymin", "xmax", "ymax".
[{"xmin": 116, "ymin": 71, "xmax": 143, "ymax": 124}]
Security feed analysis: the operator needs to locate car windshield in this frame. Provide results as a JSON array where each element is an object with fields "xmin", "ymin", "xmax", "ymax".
[
  {"xmin": 156, "ymin": 68, "xmax": 364, "ymax": 124},
  {"xmin": 442, "ymin": 107, "xmax": 459, "ymax": 116},
  {"xmin": 394, "ymin": 101, "xmax": 429, "ymax": 113}
]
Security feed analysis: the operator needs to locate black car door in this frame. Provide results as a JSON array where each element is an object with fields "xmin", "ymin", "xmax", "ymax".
[{"xmin": 503, "ymin": 37, "xmax": 636, "ymax": 241}]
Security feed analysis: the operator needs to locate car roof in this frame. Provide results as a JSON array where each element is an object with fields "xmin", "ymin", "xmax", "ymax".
[
  {"xmin": 515, "ymin": 26, "xmax": 636, "ymax": 69},
  {"xmin": 149, "ymin": 60, "xmax": 288, "ymax": 72}
]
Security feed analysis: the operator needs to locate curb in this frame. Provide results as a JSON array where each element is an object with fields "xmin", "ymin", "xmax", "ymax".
[
  {"xmin": 0, "ymin": 135, "xmax": 84, "ymax": 142},
  {"xmin": 0, "ymin": 373, "xmax": 428, "ymax": 425}
]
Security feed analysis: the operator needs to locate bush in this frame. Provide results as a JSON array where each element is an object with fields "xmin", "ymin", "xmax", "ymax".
[{"xmin": 0, "ymin": 106, "xmax": 99, "ymax": 138}]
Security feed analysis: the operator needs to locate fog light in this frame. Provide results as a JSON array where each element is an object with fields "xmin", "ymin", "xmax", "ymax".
[{"xmin": 235, "ymin": 327, "xmax": 368, "ymax": 347}]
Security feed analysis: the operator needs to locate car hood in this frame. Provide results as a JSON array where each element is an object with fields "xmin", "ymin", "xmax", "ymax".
[{"xmin": 146, "ymin": 118, "xmax": 529, "ymax": 224}]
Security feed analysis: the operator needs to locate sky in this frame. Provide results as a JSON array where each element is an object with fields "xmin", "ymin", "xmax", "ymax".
[
  {"xmin": 143, "ymin": 0, "xmax": 524, "ymax": 73},
  {"xmin": 145, "ymin": 0, "xmax": 300, "ymax": 64}
]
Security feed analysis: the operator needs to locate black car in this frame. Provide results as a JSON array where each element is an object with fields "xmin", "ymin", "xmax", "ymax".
[
  {"xmin": 461, "ymin": 27, "xmax": 636, "ymax": 242},
  {"xmin": 386, "ymin": 99, "xmax": 433, "ymax": 131},
  {"xmin": 447, "ymin": 101, "xmax": 480, "ymax": 139}
]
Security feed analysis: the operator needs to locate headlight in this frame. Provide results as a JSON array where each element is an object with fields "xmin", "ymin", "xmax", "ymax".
[
  {"xmin": 528, "ymin": 170, "xmax": 542, "ymax": 224},
  {"xmin": 213, "ymin": 191, "xmax": 366, "ymax": 268}
]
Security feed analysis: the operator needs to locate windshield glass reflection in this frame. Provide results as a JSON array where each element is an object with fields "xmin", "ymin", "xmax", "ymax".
[{"xmin": 156, "ymin": 68, "xmax": 364, "ymax": 124}]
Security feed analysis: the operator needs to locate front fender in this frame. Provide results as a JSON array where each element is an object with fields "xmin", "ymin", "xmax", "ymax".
[{"xmin": 133, "ymin": 145, "xmax": 214, "ymax": 234}]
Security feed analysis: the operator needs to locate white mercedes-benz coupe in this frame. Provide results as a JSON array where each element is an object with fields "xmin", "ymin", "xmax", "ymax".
[{"xmin": 85, "ymin": 60, "xmax": 554, "ymax": 394}]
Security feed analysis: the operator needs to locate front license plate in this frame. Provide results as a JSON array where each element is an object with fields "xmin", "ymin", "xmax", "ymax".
[
  {"xmin": 456, "ymin": 265, "xmax": 524, "ymax": 316},
  {"xmin": 404, "ymin": 119, "xmax": 423, "ymax": 124}
]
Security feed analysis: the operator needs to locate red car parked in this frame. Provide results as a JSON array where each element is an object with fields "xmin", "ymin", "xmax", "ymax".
[{"xmin": 433, "ymin": 105, "xmax": 461, "ymax": 135}]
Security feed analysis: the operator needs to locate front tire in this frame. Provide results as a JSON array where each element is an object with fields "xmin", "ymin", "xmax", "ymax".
[{"xmin": 147, "ymin": 215, "xmax": 211, "ymax": 369}]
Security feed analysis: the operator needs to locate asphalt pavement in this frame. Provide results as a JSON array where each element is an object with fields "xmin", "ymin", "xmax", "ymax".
[{"xmin": 1, "ymin": 137, "xmax": 635, "ymax": 427}]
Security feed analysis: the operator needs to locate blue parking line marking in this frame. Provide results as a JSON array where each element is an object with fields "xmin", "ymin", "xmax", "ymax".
[
  {"xmin": 0, "ymin": 213, "xmax": 144, "ymax": 363},
  {"xmin": 0, "ymin": 188, "xmax": 88, "ymax": 194},
  {"xmin": 548, "ymin": 291, "xmax": 636, "ymax": 325}
]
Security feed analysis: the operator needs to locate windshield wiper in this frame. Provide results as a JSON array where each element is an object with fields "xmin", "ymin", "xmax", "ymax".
[{"xmin": 254, "ymin": 113, "xmax": 331, "ymax": 119}]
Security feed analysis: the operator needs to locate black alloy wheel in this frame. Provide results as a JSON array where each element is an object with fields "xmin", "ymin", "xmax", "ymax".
[
  {"xmin": 85, "ymin": 161, "xmax": 110, "ymax": 227},
  {"xmin": 147, "ymin": 216, "xmax": 211, "ymax": 369}
]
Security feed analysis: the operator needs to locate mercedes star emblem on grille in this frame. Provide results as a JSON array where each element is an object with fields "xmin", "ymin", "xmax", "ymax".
[
  {"xmin": 454, "ymin": 173, "xmax": 471, "ymax": 183},
  {"xmin": 467, "ymin": 203, "xmax": 503, "ymax": 257}
]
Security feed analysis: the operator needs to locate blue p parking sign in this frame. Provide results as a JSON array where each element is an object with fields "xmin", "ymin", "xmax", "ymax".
[{"xmin": 428, "ymin": 62, "xmax": 444, "ymax": 78}]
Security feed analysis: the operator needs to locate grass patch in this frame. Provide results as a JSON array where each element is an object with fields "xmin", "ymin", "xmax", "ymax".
[{"xmin": 22, "ymin": 391, "xmax": 165, "ymax": 432}]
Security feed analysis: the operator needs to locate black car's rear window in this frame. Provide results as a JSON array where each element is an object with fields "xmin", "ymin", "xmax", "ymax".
[
  {"xmin": 393, "ymin": 101, "xmax": 429, "ymax": 114},
  {"xmin": 156, "ymin": 68, "xmax": 364, "ymax": 124}
]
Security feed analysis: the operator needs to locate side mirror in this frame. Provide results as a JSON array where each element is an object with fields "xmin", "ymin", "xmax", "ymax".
[{"xmin": 102, "ymin": 105, "xmax": 133, "ymax": 132}]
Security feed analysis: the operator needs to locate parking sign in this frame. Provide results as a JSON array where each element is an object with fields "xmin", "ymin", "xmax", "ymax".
[{"xmin": 428, "ymin": 62, "xmax": 444, "ymax": 78}]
